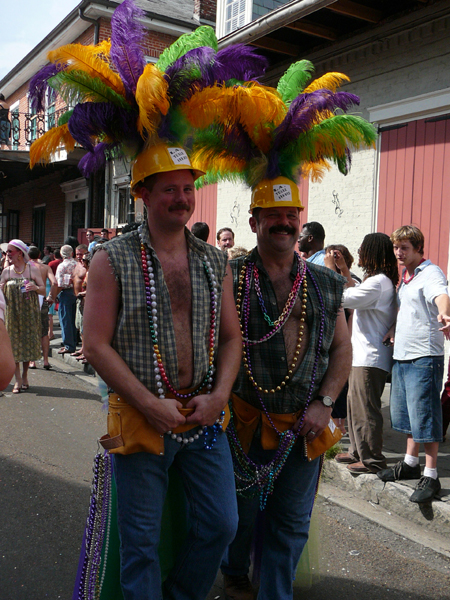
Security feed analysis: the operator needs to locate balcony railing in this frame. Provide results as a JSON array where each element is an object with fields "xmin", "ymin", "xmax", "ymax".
[{"xmin": 0, "ymin": 107, "xmax": 69, "ymax": 151}]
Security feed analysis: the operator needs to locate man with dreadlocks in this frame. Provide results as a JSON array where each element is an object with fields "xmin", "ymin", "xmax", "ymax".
[
  {"xmin": 221, "ymin": 179, "xmax": 351, "ymax": 600},
  {"xmin": 329, "ymin": 233, "xmax": 398, "ymax": 474}
]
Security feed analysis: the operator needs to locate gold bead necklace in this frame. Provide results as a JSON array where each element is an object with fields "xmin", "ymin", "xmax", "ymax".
[{"xmin": 237, "ymin": 261, "xmax": 308, "ymax": 394}]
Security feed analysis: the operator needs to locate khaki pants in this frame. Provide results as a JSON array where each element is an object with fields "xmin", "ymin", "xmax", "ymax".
[{"xmin": 347, "ymin": 366, "xmax": 388, "ymax": 472}]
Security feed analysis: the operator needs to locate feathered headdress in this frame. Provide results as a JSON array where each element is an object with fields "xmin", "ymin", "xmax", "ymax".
[
  {"xmin": 180, "ymin": 59, "xmax": 377, "ymax": 189},
  {"xmin": 28, "ymin": 0, "xmax": 268, "ymax": 176},
  {"xmin": 29, "ymin": 0, "xmax": 376, "ymax": 197}
]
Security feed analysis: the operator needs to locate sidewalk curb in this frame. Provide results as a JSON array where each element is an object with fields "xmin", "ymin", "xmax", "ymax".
[
  {"xmin": 318, "ymin": 481, "xmax": 450, "ymax": 559},
  {"xmin": 322, "ymin": 459, "xmax": 450, "ymax": 537}
]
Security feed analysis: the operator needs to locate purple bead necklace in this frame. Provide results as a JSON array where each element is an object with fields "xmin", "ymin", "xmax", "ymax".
[
  {"xmin": 227, "ymin": 261, "xmax": 326, "ymax": 508},
  {"xmin": 139, "ymin": 227, "xmax": 223, "ymax": 449}
]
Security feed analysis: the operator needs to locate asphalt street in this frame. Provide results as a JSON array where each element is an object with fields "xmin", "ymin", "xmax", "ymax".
[{"xmin": 1, "ymin": 364, "xmax": 450, "ymax": 600}]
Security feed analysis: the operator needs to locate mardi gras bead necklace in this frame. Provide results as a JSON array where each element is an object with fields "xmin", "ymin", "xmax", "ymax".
[
  {"xmin": 402, "ymin": 258, "xmax": 426, "ymax": 284},
  {"xmin": 236, "ymin": 253, "xmax": 307, "ymax": 393},
  {"xmin": 227, "ymin": 262, "xmax": 326, "ymax": 508},
  {"xmin": 77, "ymin": 451, "xmax": 112, "ymax": 600},
  {"xmin": 139, "ymin": 227, "xmax": 223, "ymax": 448},
  {"xmin": 237, "ymin": 258, "xmax": 306, "ymax": 347}
]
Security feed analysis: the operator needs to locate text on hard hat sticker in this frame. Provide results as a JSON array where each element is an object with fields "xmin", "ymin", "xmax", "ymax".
[
  {"xmin": 273, "ymin": 184, "xmax": 292, "ymax": 202},
  {"xmin": 168, "ymin": 148, "xmax": 191, "ymax": 166}
]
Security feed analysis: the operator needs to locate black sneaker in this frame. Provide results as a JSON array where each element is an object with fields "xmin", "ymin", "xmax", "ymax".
[
  {"xmin": 409, "ymin": 476, "xmax": 441, "ymax": 503},
  {"xmin": 377, "ymin": 460, "xmax": 421, "ymax": 482},
  {"xmin": 223, "ymin": 574, "xmax": 255, "ymax": 600}
]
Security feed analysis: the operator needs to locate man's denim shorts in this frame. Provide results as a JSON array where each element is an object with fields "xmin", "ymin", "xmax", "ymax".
[{"xmin": 390, "ymin": 356, "xmax": 444, "ymax": 443}]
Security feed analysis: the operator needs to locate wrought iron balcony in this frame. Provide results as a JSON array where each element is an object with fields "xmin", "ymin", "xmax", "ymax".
[{"xmin": 0, "ymin": 107, "xmax": 69, "ymax": 151}]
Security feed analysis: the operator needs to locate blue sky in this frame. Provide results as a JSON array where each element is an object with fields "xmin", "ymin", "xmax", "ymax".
[{"xmin": 0, "ymin": 0, "xmax": 80, "ymax": 81}]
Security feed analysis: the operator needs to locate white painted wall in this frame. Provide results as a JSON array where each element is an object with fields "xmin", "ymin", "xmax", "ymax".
[
  {"xmin": 216, "ymin": 180, "xmax": 255, "ymax": 251},
  {"xmin": 307, "ymin": 147, "xmax": 377, "ymax": 275}
]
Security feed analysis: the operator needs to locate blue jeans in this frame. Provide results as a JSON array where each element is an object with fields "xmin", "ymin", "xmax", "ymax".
[
  {"xmin": 390, "ymin": 356, "xmax": 444, "ymax": 443},
  {"xmin": 221, "ymin": 439, "xmax": 320, "ymax": 600},
  {"xmin": 58, "ymin": 289, "xmax": 77, "ymax": 352},
  {"xmin": 114, "ymin": 431, "xmax": 238, "ymax": 600}
]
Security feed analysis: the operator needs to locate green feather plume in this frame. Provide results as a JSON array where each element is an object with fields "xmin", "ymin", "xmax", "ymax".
[
  {"xmin": 276, "ymin": 60, "xmax": 314, "ymax": 105},
  {"xmin": 48, "ymin": 71, "xmax": 130, "ymax": 109},
  {"xmin": 282, "ymin": 114, "xmax": 377, "ymax": 178},
  {"xmin": 156, "ymin": 26, "xmax": 218, "ymax": 72},
  {"xmin": 57, "ymin": 109, "xmax": 74, "ymax": 127}
]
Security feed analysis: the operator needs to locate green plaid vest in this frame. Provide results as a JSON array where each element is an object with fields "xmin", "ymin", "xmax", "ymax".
[
  {"xmin": 231, "ymin": 248, "xmax": 345, "ymax": 414},
  {"xmin": 102, "ymin": 223, "xmax": 228, "ymax": 393}
]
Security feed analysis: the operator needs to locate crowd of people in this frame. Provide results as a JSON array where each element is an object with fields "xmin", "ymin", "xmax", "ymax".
[
  {"xmin": 297, "ymin": 221, "xmax": 450, "ymax": 505},
  {"xmin": 0, "ymin": 233, "xmax": 105, "ymax": 389}
]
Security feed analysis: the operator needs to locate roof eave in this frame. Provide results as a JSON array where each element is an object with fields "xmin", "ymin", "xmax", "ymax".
[
  {"xmin": 217, "ymin": 0, "xmax": 337, "ymax": 48},
  {"xmin": 0, "ymin": 0, "xmax": 200, "ymax": 97}
]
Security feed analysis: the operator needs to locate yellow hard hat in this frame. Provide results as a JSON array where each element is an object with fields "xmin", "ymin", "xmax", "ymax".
[
  {"xmin": 131, "ymin": 143, "xmax": 205, "ymax": 197},
  {"xmin": 250, "ymin": 176, "xmax": 304, "ymax": 213}
]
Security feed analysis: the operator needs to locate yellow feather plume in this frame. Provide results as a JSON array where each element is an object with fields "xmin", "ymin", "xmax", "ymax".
[
  {"xmin": 300, "ymin": 159, "xmax": 331, "ymax": 182},
  {"xmin": 29, "ymin": 124, "xmax": 76, "ymax": 169},
  {"xmin": 92, "ymin": 40, "xmax": 111, "ymax": 57},
  {"xmin": 181, "ymin": 84, "xmax": 286, "ymax": 153},
  {"xmin": 191, "ymin": 147, "xmax": 246, "ymax": 175},
  {"xmin": 304, "ymin": 73, "xmax": 350, "ymax": 93},
  {"xmin": 135, "ymin": 64, "xmax": 170, "ymax": 137},
  {"xmin": 47, "ymin": 43, "xmax": 126, "ymax": 97}
]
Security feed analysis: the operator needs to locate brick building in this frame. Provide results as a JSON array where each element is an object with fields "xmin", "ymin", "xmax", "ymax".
[
  {"xmin": 214, "ymin": 0, "xmax": 450, "ymax": 276},
  {"xmin": 0, "ymin": 0, "xmax": 216, "ymax": 250}
]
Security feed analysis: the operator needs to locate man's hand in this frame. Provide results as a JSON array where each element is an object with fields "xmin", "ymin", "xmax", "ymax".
[
  {"xmin": 185, "ymin": 392, "xmax": 228, "ymax": 427},
  {"xmin": 141, "ymin": 397, "xmax": 187, "ymax": 434},
  {"xmin": 324, "ymin": 250, "xmax": 337, "ymax": 271},
  {"xmin": 382, "ymin": 323, "xmax": 396, "ymax": 347},
  {"xmin": 332, "ymin": 250, "xmax": 348, "ymax": 273},
  {"xmin": 293, "ymin": 398, "xmax": 332, "ymax": 441},
  {"xmin": 438, "ymin": 313, "xmax": 450, "ymax": 340}
]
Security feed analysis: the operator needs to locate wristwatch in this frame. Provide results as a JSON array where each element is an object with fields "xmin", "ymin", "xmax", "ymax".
[{"xmin": 315, "ymin": 395, "xmax": 334, "ymax": 409}]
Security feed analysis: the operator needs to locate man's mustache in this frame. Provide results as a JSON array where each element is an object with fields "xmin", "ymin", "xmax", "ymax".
[
  {"xmin": 269, "ymin": 225, "xmax": 296, "ymax": 235},
  {"xmin": 169, "ymin": 203, "xmax": 191, "ymax": 212}
]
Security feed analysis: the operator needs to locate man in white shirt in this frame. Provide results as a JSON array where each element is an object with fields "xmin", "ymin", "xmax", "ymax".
[{"xmin": 378, "ymin": 226, "xmax": 450, "ymax": 503}]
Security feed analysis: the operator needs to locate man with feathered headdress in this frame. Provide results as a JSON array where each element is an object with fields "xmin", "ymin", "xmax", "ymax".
[
  {"xmin": 219, "ymin": 178, "xmax": 350, "ymax": 600},
  {"xmin": 84, "ymin": 140, "xmax": 242, "ymax": 599}
]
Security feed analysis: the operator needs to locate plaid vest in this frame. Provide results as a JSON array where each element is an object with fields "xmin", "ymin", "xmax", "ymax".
[
  {"xmin": 103, "ymin": 223, "xmax": 227, "ymax": 393},
  {"xmin": 231, "ymin": 248, "xmax": 345, "ymax": 414}
]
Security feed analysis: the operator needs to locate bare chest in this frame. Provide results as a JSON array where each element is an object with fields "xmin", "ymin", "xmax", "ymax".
[
  {"xmin": 159, "ymin": 256, "xmax": 193, "ymax": 386},
  {"xmin": 269, "ymin": 272, "xmax": 310, "ymax": 369}
]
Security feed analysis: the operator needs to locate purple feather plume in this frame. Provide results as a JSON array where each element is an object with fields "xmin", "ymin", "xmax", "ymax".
[
  {"xmin": 164, "ymin": 47, "xmax": 217, "ymax": 105},
  {"xmin": 222, "ymin": 124, "xmax": 258, "ymax": 162},
  {"xmin": 29, "ymin": 63, "xmax": 63, "ymax": 112},
  {"xmin": 68, "ymin": 102, "xmax": 139, "ymax": 151},
  {"xmin": 272, "ymin": 89, "xmax": 360, "ymax": 151},
  {"xmin": 110, "ymin": 0, "xmax": 146, "ymax": 100},
  {"xmin": 214, "ymin": 45, "xmax": 268, "ymax": 82},
  {"xmin": 78, "ymin": 142, "xmax": 120, "ymax": 177},
  {"xmin": 266, "ymin": 153, "xmax": 281, "ymax": 181}
]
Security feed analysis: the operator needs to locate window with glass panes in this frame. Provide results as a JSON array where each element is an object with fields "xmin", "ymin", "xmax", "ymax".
[
  {"xmin": 224, "ymin": 0, "xmax": 247, "ymax": 34},
  {"xmin": 47, "ymin": 88, "xmax": 57, "ymax": 130}
]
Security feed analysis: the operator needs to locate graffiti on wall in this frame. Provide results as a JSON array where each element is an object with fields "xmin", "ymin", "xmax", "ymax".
[{"xmin": 332, "ymin": 191, "xmax": 343, "ymax": 218}]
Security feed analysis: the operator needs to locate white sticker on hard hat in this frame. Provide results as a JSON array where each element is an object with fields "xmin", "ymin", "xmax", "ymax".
[
  {"xmin": 273, "ymin": 184, "xmax": 292, "ymax": 202},
  {"xmin": 168, "ymin": 147, "xmax": 191, "ymax": 166}
]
